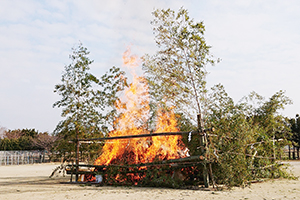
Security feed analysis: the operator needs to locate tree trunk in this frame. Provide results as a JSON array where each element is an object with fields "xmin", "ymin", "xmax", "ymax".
[{"xmin": 293, "ymin": 145, "xmax": 296, "ymax": 160}]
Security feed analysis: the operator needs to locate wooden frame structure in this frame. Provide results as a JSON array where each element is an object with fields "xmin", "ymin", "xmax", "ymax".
[{"xmin": 68, "ymin": 114, "xmax": 214, "ymax": 188}]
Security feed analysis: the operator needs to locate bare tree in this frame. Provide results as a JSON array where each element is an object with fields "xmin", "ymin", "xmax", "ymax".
[{"xmin": 31, "ymin": 132, "xmax": 58, "ymax": 152}]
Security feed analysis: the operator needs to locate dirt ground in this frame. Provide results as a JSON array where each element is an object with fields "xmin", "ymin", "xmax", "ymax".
[{"xmin": 0, "ymin": 161, "xmax": 299, "ymax": 200}]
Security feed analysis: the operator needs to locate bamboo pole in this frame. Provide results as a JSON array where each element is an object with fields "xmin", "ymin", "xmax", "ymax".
[
  {"xmin": 77, "ymin": 128, "xmax": 214, "ymax": 142},
  {"xmin": 70, "ymin": 162, "xmax": 74, "ymax": 182},
  {"xmin": 67, "ymin": 155, "xmax": 207, "ymax": 169},
  {"xmin": 197, "ymin": 114, "xmax": 209, "ymax": 188},
  {"xmin": 226, "ymin": 152, "xmax": 278, "ymax": 159},
  {"xmin": 75, "ymin": 135, "xmax": 79, "ymax": 182}
]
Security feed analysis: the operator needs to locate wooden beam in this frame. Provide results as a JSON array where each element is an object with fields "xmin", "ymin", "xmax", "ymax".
[
  {"xmin": 66, "ymin": 155, "xmax": 208, "ymax": 169},
  {"xmin": 77, "ymin": 128, "xmax": 214, "ymax": 142}
]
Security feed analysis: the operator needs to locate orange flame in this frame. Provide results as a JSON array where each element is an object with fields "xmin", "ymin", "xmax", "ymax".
[{"xmin": 94, "ymin": 48, "xmax": 186, "ymax": 166}]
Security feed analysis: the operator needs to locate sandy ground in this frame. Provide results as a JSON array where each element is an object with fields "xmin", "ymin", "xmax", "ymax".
[{"xmin": 0, "ymin": 162, "xmax": 299, "ymax": 200}]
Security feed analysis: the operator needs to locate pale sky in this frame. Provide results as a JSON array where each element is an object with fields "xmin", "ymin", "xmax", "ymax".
[{"xmin": 0, "ymin": 0, "xmax": 299, "ymax": 132}]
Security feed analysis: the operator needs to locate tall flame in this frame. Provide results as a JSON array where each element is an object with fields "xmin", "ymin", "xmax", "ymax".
[{"xmin": 94, "ymin": 48, "xmax": 186, "ymax": 166}]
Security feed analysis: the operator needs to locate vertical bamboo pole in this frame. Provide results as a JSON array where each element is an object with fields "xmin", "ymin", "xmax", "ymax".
[
  {"xmin": 272, "ymin": 135, "xmax": 275, "ymax": 178},
  {"xmin": 273, "ymin": 135, "xmax": 276, "ymax": 160},
  {"xmin": 75, "ymin": 134, "xmax": 80, "ymax": 182},
  {"xmin": 70, "ymin": 162, "xmax": 74, "ymax": 182},
  {"xmin": 198, "ymin": 114, "xmax": 209, "ymax": 188}
]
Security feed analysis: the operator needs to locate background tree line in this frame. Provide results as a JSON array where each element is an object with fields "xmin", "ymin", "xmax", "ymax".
[{"xmin": 0, "ymin": 128, "xmax": 56, "ymax": 152}]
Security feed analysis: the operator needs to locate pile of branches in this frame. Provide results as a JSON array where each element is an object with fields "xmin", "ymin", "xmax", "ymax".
[{"xmin": 82, "ymin": 157, "xmax": 209, "ymax": 189}]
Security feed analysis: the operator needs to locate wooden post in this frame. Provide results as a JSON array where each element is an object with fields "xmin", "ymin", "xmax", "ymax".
[
  {"xmin": 272, "ymin": 135, "xmax": 275, "ymax": 178},
  {"xmin": 70, "ymin": 162, "xmax": 74, "ymax": 182},
  {"xmin": 198, "ymin": 114, "xmax": 209, "ymax": 188},
  {"xmin": 273, "ymin": 135, "xmax": 276, "ymax": 160},
  {"xmin": 75, "ymin": 135, "xmax": 79, "ymax": 182}
]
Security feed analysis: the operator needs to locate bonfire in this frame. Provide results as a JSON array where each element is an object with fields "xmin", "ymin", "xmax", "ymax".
[
  {"xmin": 94, "ymin": 48, "xmax": 188, "ymax": 167},
  {"xmin": 68, "ymin": 48, "xmax": 210, "ymax": 188}
]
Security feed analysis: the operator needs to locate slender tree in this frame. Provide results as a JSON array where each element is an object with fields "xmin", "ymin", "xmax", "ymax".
[
  {"xmin": 143, "ymin": 7, "xmax": 219, "ymax": 126},
  {"xmin": 53, "ymin": 43, "xmax": 128, "ymax": 165},
  {"xmin": 53, "ymin": 43, "xmax": 101, "ymax": 140},
  {"xmin": 53, "ymin": 43, "xmax": 102, "ymax": 175}
]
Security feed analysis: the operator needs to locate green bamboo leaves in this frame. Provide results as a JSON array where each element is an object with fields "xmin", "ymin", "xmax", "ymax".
[
  {"xmin": 143, "ymin": 8, "xmax": 218, "ymax": 124},
  {"xmin": 53, "ymin": 43, "xmax": 128, "ymax": 160}
]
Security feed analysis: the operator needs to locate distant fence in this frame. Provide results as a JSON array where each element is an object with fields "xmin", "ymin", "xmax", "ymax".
[{"xmin": 0, "ymin": 150, "xmax": 50, "ymax": 165}]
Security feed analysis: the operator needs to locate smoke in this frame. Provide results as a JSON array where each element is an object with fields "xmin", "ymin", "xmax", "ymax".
[{"xmin": 0, "ymin": 126, "xmax": 7, "ymax": 139}]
